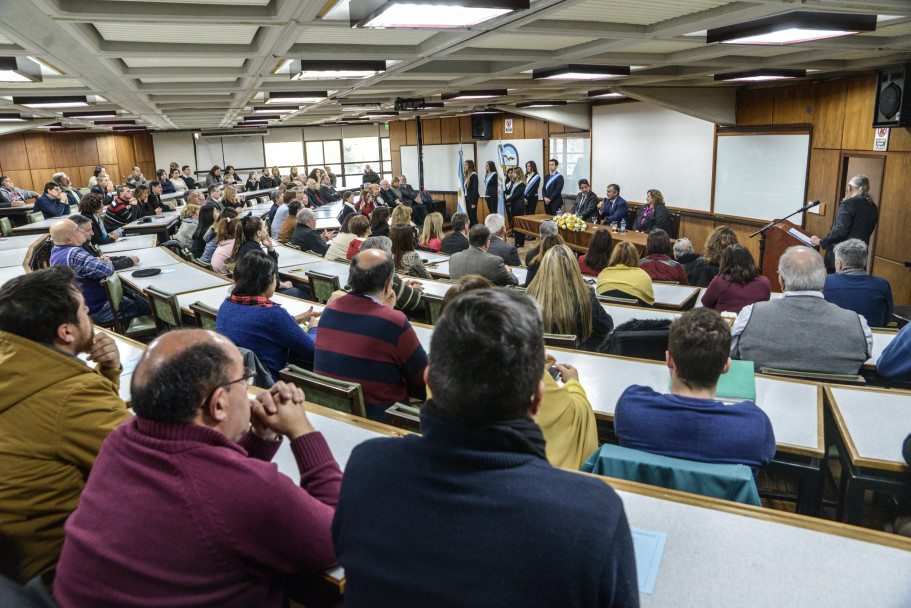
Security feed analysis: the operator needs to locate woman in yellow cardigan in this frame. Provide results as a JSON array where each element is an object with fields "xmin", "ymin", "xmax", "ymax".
[{"xmin": 596, "ymin": 241, "xmax": 655, "ymax": 305}]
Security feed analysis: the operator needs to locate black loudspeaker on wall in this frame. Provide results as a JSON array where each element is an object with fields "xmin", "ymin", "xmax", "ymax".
[
  {"xmin": 873, "ymin": 64, "xmax": 911, "ymax": 128},
  {"xmin": 471, "ymin": 115, "xmax": 494, "ymax": 139}
]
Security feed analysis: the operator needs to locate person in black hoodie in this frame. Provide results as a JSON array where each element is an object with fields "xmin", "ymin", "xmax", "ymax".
[
  {"xmin": 672, "ymin": 237, "xmax": 706, "ymax": 287},
  {"xmin": 245, "ymin": 171, "xmax": 260, "ymax": 192},
  {"xmin": 362, "ymin": 165, "xmax": 380, "ymax": 186}
]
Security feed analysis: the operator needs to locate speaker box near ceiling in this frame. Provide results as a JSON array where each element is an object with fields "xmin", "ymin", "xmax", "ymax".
[
  {"xmin": 873, "ymin": 64, "xmax": 911, "ymax": 128},
  {"xmin": 471, "ymin": 115, "xmax": 493, "ymax": 139}
]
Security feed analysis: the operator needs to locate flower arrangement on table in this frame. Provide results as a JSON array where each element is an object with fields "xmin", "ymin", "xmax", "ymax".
[{"xmin": 553, "ymin": 213, "xmax": 587, "ymax": 232}]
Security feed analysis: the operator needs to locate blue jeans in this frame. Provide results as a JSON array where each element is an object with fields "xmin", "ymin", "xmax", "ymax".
[{"xmin": 91, "ymin": 292, "xmax": 151, "ymax": 324}]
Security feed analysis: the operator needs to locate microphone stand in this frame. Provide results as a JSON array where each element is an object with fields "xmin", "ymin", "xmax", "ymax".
[{"xmin": 750, "ymin": 201, "xmax": 819, "ymax": 276}]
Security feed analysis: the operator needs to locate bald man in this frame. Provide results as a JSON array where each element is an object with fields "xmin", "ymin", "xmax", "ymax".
[
  {"xmin": 54, "ymin": 329, "xmax": 343, "ymax": 608},
  {"xmin": 49, "ymin": 218, "xmax": 150, "ymax": 324},
  {"xmin": 304, "ymin": 178, "xmax": 325, "ymax": 208},
  {"xmin": 314, "ymin": 249, "xmax": 428, "ymax": 421}
]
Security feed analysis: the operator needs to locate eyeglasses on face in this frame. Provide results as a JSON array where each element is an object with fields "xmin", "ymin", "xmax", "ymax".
[{"xmin": 200, "ymin": 366, "xmax": 256, "ymax": 409}]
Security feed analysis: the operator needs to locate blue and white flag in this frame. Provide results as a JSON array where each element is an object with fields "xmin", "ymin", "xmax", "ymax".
[{"xmin": 456, "ymin": 144, "xmax": 466, "ymax": 214}]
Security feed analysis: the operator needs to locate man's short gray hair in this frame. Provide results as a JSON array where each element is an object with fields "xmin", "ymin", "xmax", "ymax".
[
  {"xmin": 360, "ymin": 235, "xmax": 392, "ymax": 253},
  {"xmin": 270, "ymin": 190, "xmax": 281, "ymax": 202},
  {"xmin": 673, "ymin": 237, "xmax": 694, "ymax": 259},
  {"xmin": 484, "ymin": 213, "xmax": 506, "ymax": 235},
  {"xmin": 296, "ymin": 207, "xmax": 315, "ymax": 225},
  {"xmin": 834, "ymin": 238, "xmax": 868, "ymax": 269},
  {"xmin": 68, "ymin": 213, "xmax": 90, "ymax": 228},
  {"xmin": 539, "ymin": 220, "xmax": 558, "ymax": 238},
  {"xmin": 187, "ymin": 189, "xmax": 202, "ymax": 201},
  {"xmin": 52, "ymin": 172, "xmax": 66, "ymax": 184},
  {"xmin": 778, "ymin": 246, "xmax": 826, "ymax": 292}
]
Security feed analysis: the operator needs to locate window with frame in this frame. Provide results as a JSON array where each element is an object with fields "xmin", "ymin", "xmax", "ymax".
[{"xmin": 549, "ymin": 135, "xmax": 591, "ymax": 188}]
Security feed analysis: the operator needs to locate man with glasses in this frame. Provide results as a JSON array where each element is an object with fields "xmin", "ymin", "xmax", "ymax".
[
  {"xmin": 35, "ymin": 181, "xmax": 70, "ymax": 219},
  {"xmin": 54, "ymin": 329, "xmax": 343, "ymax": 607},
  {"xmin": 69, "ymin": 214, "xmax": 138, "ymax": 271}
]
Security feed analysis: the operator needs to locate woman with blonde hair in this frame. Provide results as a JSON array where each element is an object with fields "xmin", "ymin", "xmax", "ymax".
[
  {"xmin": 327, "ymin": 213, "xmax": 369, "ymax": 261},
  {"xmin": 220, "ymin": 185, "xmax": 242, "ymax": 210},
  {"xmin": 596, "ymin": 241, "xmax": 655, "ymax": 305},
  {"xmin": 419, "ymin": 212, "xmax": 444, "ymax": 251},
  {"xmin": 391, "ymin": 204, "xmax": 413, "ymax": 226},
  {"xmin": 528, "ymin": 244, "xmax": 613, "ymax": 351},
  {"xmin": 174, "ymin": 203, "xmax": 200, "ymax": 249},
  {"xmin": 632, "ymin": 188, "xmax": 672, "ymax": 234},
  {"xmin": 525, "ymin": 233, "xmax": 564, "ymax": 286},
  {"xmin": 694, "ymin": 225, "xmax": 738, "ymax": 287}
]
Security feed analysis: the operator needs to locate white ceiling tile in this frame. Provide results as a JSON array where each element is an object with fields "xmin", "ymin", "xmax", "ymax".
[
  {"xmin": 95, "ymin": 23, "xmax": 259, "ymax": 44},
  {"xmin": 297, "ymin": 27, "xmax": 436, "ymax": 45},
  {"xmin": 858, "ymin": 20, "xmax": 911, "ymax": 37},
  {"xmin": 550, "ymin": 0, "xmax": 733, "ymax": 25},
  {"xmin": 124, "ymin": 57, "xmax": 246, "ymax": 68},
  {"xmin": 619, "ymin": 40, "xmax": 704, "ymax": 53},
  {"xmin": 472, "ymin": 33, "xmax": 593, "ymax": 51}
]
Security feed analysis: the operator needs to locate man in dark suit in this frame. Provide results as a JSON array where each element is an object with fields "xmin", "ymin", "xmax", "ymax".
[
  {"xmin": 290, "ymin": 208, "xmax": 337, "ymax": 255},
  {"xmin": 397, "ymin": 175, "xmax": 426, "ymax": 226},
  {"xmin": 810, "ymin": 174, "xmax": 879, "ymax": 271},
  {"xmin": 598, "ymin": 183, "xmax": 627, "ymax": 225},
  {"xmin": 483, "ymin": 213, "xmax": 520, "ymax": 266},
  {"xmin": 542, "ymin": 159, "xmax": 564, "ymax": 216},
  {"xmin": 362, "ymin": 165, "xmax": 380, "ymax": 186},
  {"xmin": 571, "ymin": 179, "xmax": 599, "ymax": 223},
  {"xmin": 304, "ymin": 178, "xmax": 326, "ymax": 208},
  {"xmin": 441, "ymin": 212, "xmax": 470, "ymax": 255},
  {"xmin": 449, "ymin": 224, "xmax": 518, "ymax": 286},
  {"xmin": 318, "ymin": 174, "xmax": 341, "ymax": 203}
]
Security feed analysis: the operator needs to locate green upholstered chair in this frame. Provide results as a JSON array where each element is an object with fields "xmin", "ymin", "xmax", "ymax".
[
  {"xmin": 144, "ymin": 286, "xmax": 184, "ymax": 332},
  {"xmin": 28, "ymin": 237, "xmax": 53, "ymax": 271},
  {"xmin": 190, "ymin": 256, "xmax": 213, "ymax": 271},
  {"xmin": 423, "ymin": 293, "xmax": 443, "ymax": 324},
  {"xmin": 581, "ymin": 443, "xmax": 762, "ymax": 507},
  {"xmin": 280, "ymin": 365, "xmax": 366, "ymax": 418},
  {"xmin": 78, "ymin": 187, "xmax": 91, "ymax": 196},
  {"xmin": 69, "ymin": 205, "xmax": 78, "ymax": 215},
  {"xmin": 28, "ymin": 211, "xmax": 44, "ymax": 223},
  {"xmin": 189, "ymin": 301, "xmax": 218, "ymax": 330},
  {"xmin": 0, "ymin": 217, "xmax": 11, "ymax": 237},
  {"xmin": 305, "ymin": 270, "xmax": 340, "ymax": 304},
  {"xmin": 100, "ymin": 274, "xmax": 157, "ymax": 339},
  {"xmin": 384, "ymin": 403, "xmax": 421, "ymax": 433},
  {"xmin": 543, "ymin": 333, "xmax": 577, "ymax": 349},
  {"xmin": 758, "ymin": 367, "xmax": 866, "ymax": 386}
]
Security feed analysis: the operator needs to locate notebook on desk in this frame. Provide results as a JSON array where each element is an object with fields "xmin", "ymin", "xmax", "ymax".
[{"xmin": 668, "ymin": 359, "xmax": 756, "ymax": 403}]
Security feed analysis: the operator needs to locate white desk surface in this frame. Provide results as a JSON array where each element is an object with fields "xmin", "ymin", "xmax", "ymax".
[
  {"xmin": 275, "ymin": 246, "xmax": 328, "ymax": 268},
  {"xmin": 176, "ymin": 284, "xmax": 324, "ymax": 319},
  {"xmin": 0, "ymin": 264, "xmax": 26, "ymax": 287},
  {"xmin": 0, "ymin": 234, "xmax": 43, "ymax": 250},
  {"xmin": 418, "ymin": 251, "xmax": 450, "ymax": 265},
  {"xmin": 652, "ymin": 283, "xmax": 700, "ymax": 308},
  {"xmin": 118, "ymin": 263, "xmax": 230, "ymax": 295},
  {"xmin": 237, "ymin": 188, "xmax": 277, "ymax": 199},
  {"xmin": 429, "ymin": 260, "xmax": 528, "ymax": 285},
  {"xmin": 412, "ymin": 279, "xmax": 453, "ymax": 299},
  {"xmin": 122, "ymin": 211, "xmax": 179, "ymax": 230},
  {"xmin": 79, "ymin": 328, "xmax": 146, "ymax": 404},
  {"xmin": 315, "ymin": 218, "xmax": 340, "ymax": 231},
  {"xmin": 99, "ymin": 235, "xmax": 157, "ymax": 253},
  {"xmin": 868, "ymin": 331, "xmax": 896, "ymax": 368},
  {"xmin": 314, "ymin": 203, "xmax": 343, "ymax": 217},
  {"xmin": 602, "ymin": 303, "xmax": 682, "ymax": 326},
  {"xmin": 118, "ymin": 247, "xmax": 183, "ymax": 270},
  {"xmin": 0, "ymin": 247, "xmax": 29, "ymax": 268},
  {"xmin": 11, "ymin": 217, "xmax": 57, "ymax": 232},
  {"xmin": 241, "ymin": 203, "xmax": 274, "ymax": 216},
  {"xmin": 413, "ymin": 324, "xmax": 822, "ymax": 456},
  {"xmin": 828, "ymin": 386, "xmax": 911, "ymax": 471},
  {"xmin": 283, "ymin": 258, "xmax": 351, "ymax": 281}
]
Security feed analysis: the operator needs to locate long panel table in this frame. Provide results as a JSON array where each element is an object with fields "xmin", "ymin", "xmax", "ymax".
[
  {"xmin": 0, "ymin": 234, "xmax": 43, "ymax": 251},
  {"xmin": 10, "ymin": 217, "xmax": 59, "ymax": 235},
  {"xmin": 99, "ymin": 234, "xmax": 158, "ymax": 253},
  {"xmin": 513, "ymin": 214, "xmax": 656, "ymax": 254},
  {"xmin": 121, "ymin": 212, "xmax": 180, "ymax": 236},
  {"xmin": 118, "ymin": 258, "xmax": 230, "ymax": 295},
  {"xmin": 428, "ymin": 260, "xmax": 529, "ymax": 285},
  {"xmin": 0, "ymin": 247, "xmax": 30, "ymax": 268},
  {"xmin": 175, "ymin": 284, "xmax": 324, "ymax": 320},
  {"xmin": 0, "ymin": 264, "xmax": 26, "ymax": 287}
]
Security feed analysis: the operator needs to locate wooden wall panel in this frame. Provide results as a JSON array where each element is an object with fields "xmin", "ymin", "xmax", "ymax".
[
  {"xmin": 525, "ymin": 117, "xmax": 548, "ymax": 140},
  {"xmin": 73, "ymin": 135, "xmax": 99, "ymax": 167},
  {"xmin": 0, "ymin": 133, "xmax": 29, "ymax": 171},
  {"xmin": 812, "ymin": 79, "xmax": 847, "ymax": 150},
  {"xmin": 772, "ymin": 84, "xmax": 815, "ymax": 125},
  {"xmin": 391, "ymin": 150, "xmax": 401, "ymax": 177},
  {"xmin": 678, "ymin": 215, "xmax": 714, "ymax": 254},
  {"xmin": 22, "ymin": 133, "xmax": 53, "ymax": 170},
  {"xmin": 717, "ymin": 219, "xmax": 760, "ymax": 263},
  {"xmin": 804, "ymin": 148, "xmax": 840, "ymax": 237},
  {"xmin": 96, "ymin": 135, "xmax": 118, "ymax": 165},
  {"xmin": 137, "ymin": 161, "xmax": 156, "ymax": 180},
  {"xmin": 405, "ymin": 120, "xmax": 417, "ymax": 145},
  {"xmin": 841, "ymin": 74, "xmax": 877, "ymax": 151},
  {"xmin": 440, "ymin": 117, "xmax": 460, "ymax": 144},
  {"xmin": 132, "ymin": 133, "xmax": 154, "ymax": 162},
  {"xmin": 887, "ymin": 126, "xmax": 911, "ymax": 152},
  {"xmin": 51, "ymin": 133, "xmax": 78, "ymax": 168},
  {"xmin": 422, "ymin": 118, "xmax": 441, "ymax": 144},
  {"xmin": 388, "ymin": 121, "xmax": 406, "ymax": 151},
  {"xmin": 872, "ymin": 256, "xmax": 911, "ymax": 306},
  {"xmin": 736, "ymin": 88, "xmax": 773, "ymax": 126},
  {"xmin": 459, "ymin": 116, "xmax": 473, "ymax": 140},
  {"xmin": 875, "ymin": 151, "xmax": 911, "ymax": 263},
  {"xmin": 548, "ymin": 122, "xmax": 564, "ymax": 135},
  {"xmin": 30, "ymin": 169, "xmax": 51, "ymax": 191},
  {"xmin": 3, "ymin": 169, "xmax": 34, "ymax": 193}
]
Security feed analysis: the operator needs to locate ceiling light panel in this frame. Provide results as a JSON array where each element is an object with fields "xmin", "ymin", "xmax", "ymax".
[
  {"xmin": 707, "ymin": 12, "xmax": 875, "ymax": 45},
  {"xmin": 123, "ymin": 57, "xmax": 247, "ymax": 68},
  {"xmin": 550, "ymin": 0, "xmax": 729, "ymax": 25},
  {"xmin": 353, "ymin": 0, "xmax": 529, "ymax": 29}
]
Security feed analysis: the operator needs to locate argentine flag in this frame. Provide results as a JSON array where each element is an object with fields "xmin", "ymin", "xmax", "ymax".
[{"xmin": 456, "ymin": 145, "xmax": 466, "ymax": 214}]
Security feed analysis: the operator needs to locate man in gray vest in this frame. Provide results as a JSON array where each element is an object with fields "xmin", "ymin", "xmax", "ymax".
[{"xmin": 730, "ymin": 245, "xmax": 871, "ymax": 374}]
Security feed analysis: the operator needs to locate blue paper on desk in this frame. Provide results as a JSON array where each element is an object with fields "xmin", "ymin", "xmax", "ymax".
[
  {"xmin": 121, "ymin": 356, "xmax": 141, "ymax": 377},
  {"xmin": 631, "ymin": 527, "xmax": 666, "ymax": 595},
  {"xmin": 157, "ymin": 268, "xmax": 177, "ymax": 274}
]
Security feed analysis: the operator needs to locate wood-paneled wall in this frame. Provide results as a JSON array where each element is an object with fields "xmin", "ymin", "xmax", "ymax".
[
  {"xmin": 737, "ymin": 73, "xmax": 911, "ymax": 305},
  {"xmin": 0, "ymin": 131, "xmax": 155, "ymax": 192}
]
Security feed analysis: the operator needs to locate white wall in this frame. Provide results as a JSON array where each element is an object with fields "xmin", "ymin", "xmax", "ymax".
[
  {"xmin": 591, "ymin": 102, "xmax": 714, "ymax": 211},
  {"xmin": 152, "ymin": 132, "xmax": 195, "ymax": 175}
]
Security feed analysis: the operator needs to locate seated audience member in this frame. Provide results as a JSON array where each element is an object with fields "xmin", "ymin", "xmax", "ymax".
[
  {"xmin": 53, "ymin": 329, "xmax": 342, "ymax": 607},
  {"xmin": 524, "ymin": 219, "xmax": 559, "ymax": 265},
  {"xmin": 180, "ymin": 165, "xmax": 197, "ymax": 189},
  {"xmin": 205, "ymin": 165, "xmax": 222, "ymax": 188},
  {"xmin": 78, "ymin": 193, "xmax": 121, "ymax": 245},
  {"xmin": 49, "ymin": 219, "xmax": 149, "ymax": 323},
  {"xmin": 392, "ymin": 223, "xmax": 432, "ymax": 279},
  {"xmin": 206, "ymin": 184, "xmax": 223, "ymax": 210},
  {"xmin": 527, "ymin": 244, "xmax": 613, "ymax": 351},
  {"xmin": 578, "ymin": 228, "xmax": 612, "ymax": 276},
  {"xmin": 360, "ymin": 236, "xmax": 425, "ymax": 315},
  {"xmin": 419, "ymin": 211, "xmax": 444, "ymax": 252},
  {"xmin": 277, "ymin": 200, "xmax": 302, "ymax": 243},
  {"xmin": 224, "ymin": 165, "xmax": 238, "ymax": 184},
  {"xmin": 615, "ymin": 308, "xmax": 776, "ymax": 472},
  {"xmin": 258, "ymin": 168, "xmax": 273, "ymax": 190},
  {"xmin": 156, "ymin": 170, "xmax": 176, "ymax": 194},
  {"xmin": 0, "ymin": 267, "xmax": 130, "ymax": 584},
  {"xmin": 731, "ymin": 246, "xmax": 872, "ymax": 374},
  {"xmin": 52, "ymin": 172, "xmax": 80, "ymax": 206},
  {"xmin": 210, "ymin": 218, "xmax": 240, "ymax": 276},
  {"xmin": 36, "ymin": 182, "xmax": 70, "ymax": 219},
  {"xmin": 441, "ymin": 212, "xmax": 470, "ymax": 254},
  {"xmin": 823, "ymin": 238, "xmax": 893, "ymax": 328},
  {"xmin": 245, "ymin": 171, "xmax": 259, "ymax": 192},
  {"xmin": 877, "ymin": 322, "xmax": 911, "ymax": 380},
  {"xmin": 90, "ymin": 175, "xmax": 115, "ymax": 206},
  {"xmin": 397, "ymin": 175, "xmax": 426, "ymax": 225},
  {"xmin": 632, "ymin": 188, "xmax": 672, "ymax": 234},
  {"xmin": 673, "ymin": 237, "xmax": 704, "ymax": 286},
  {"xmin": 319, "ymin": 173, "xmax": 341, "ymax": 203},
  {"xmin": 368, "ymin": 206, "xmax": 391, "ymax": 239},
  {"xmin": 570, "ymin": 178, "xmax": 599, "ymax": 223},
  {"xmin": 174, "ymin": 204, "xmax": 200, "ymax": 250},
  {"xmin": 639, "ymin": 229, "xmax": 688, "ymax": 284},
  {"xmin": 598, "ymin": 183, "xmax": 627, "ymax": 226},
  {"xmin": 190, "ymin": 203, "xmax": 219, "ymax": 260},
  {"xmin": 227, "ymin": 215, "xmax": 307, "ymax": 299},
  {"xmin": 314, "ymin": 249, "xmax": 428, "ymax": 421},
  {"xmin": 271, "ymin": 190, "xmax": 294, "ymax": 238},
  {"xmin": 103, "ymin": 185, "xmax": 140, "ymax": 231},
  {"xmin": 597, "ymin": 241, "xmax": 655, "ymax": 305},
  {"xmin": 390, "ymin": 205, "xmax": 417, "ymax": 245},
  {"xmin": 337, "ymin": 191, "xmax": 357, "ymax": 224},
  {"xmin": 291, "ymin": 208, "xmax": 337, "ymax": 256},
  {"xmin": 70, "ymin": 214, "xmax": 137, "ymax": 271},
  {"xmin": 484, "ymin": 213, "xmax": 521, "ymax": 266},
  {"xmin": 362, "ymin": 164, "xmax": 380, "ymax": 186},
  {"xmin": 449, "ymin": 224, "xmax": 518, "ymax": 286},
  {"xmin": 169, "ymin": 167, "xmax": 187, "ymax": 192},
  {"xmin": 332, "ymin": 288, "xmax": 637, "ymax": 606},
  {"xmin": 148, "ymin": 180, "xmax": 175, "ymax": 212},
  {"xmin": 132, "ymin": 185, "xmax": 159, "ymax": 217},
  {"xmin": 304, "ymin": 178, "xmax": 326, "ymax": 208},
  {"xmin": 217, "ymin": 250, "xmax": 318, "ymax": 380},
  {"xmin": 125, "ymin": 166, "xmax": 147, "ymax": 188},
  {"xmin": 326, "ymin": 214, "xmax": 361, "ymax": 261},
  {"xmin": 695, "ymin": 226, "xmax": 738, "ymax": 287},
  {"xmin": 701, "ymin": 244, "xmax": 771, "ymax": 313},
  {"xmin": 524, "ymin": 233, "xmax": 564, "ymax": 287},
  {"xmin": 0, "ymin": 175, "xmax": 37, "ymax": 207},
  {"xmin": 88, "ymin": 165, "xmax": 106, "ymax": 188},
  {"xmin": 377, "ymin": 180, "xmax": 397, "ymax": 207},
  {"xmin": 220, "ymin": 185, "xmax": 242, "ymax": 211},
  {"xmin": 265, "ymin": 189, "xmax": 282, "ymax": 224},
  {"xmin": 185, "ymin": 188, "xmax": 205, "ymax": 208}
]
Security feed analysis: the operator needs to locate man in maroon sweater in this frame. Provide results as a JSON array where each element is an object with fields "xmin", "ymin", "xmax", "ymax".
[{"xmin": 53, "ymin": 329, "xmax": 342, "ymax": 608}]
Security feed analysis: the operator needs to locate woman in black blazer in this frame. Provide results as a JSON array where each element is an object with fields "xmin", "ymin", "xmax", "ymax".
[
  {"xmin": 484, "ymin": 161, "xmax": 499, "ymax": 214},
  {"xmin": 507, "ymin": 167, "xmax": 527, "ymax": 247},
  {"xmin": 524, "ymin": 160, "xmax": 540, "ymax": 216},
  {"xmin": 463, "ymin": 159, "xmax": 479, "ymax": 225},
  {"xmin": 633, "ymin": 189, "xmax": 673, "ymax": 234}
]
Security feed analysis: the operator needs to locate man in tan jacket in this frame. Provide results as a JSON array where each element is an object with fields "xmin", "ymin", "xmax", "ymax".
[{"xmin": 0, "ymin": 266, "xmax": 131, "ymax": 583}]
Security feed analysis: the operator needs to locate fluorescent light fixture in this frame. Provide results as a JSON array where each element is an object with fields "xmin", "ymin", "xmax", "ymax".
[
  {"xmin": 253, "ymin": 105, "xmax": 299, "ymax": 114},
  {"xmin": 35, "ymin": 123, "xmax": 63, "ymax": 129},
  {"xmin": 14, "ymin": 95, "xmax": 89, "ymax": 109},
  {"xmin": 352, "ymin": 0, "xmax": 529, "ymax": 29},
  {"xmin": 55, "ymin": 127, "xmax": 87, "ymax": 132},
  {"xmin": 265, "ymin": 90, "xmax": 329, "ymax": 104},
  {"xmin": 0, "ymin": 57, "xmax": 42, "ymax": 82},
  {"xmin": 289, "ymin": 60, "xmax": 385, "ymax": 80},
  {"xmin": 238, "ymin": 118, "xmax": 271, "ymax": 124},
  {"xmin": 471, "ymin": 107, "xmax": 501, "ymax": 114},
  {"xmin": 94, "ymin": 119, "xmax": 135, "ymax": 126},
  {"xmin": 341, "ymin": 102, "xmax": 384, "ymax": 111},
  {"xmin": 533, "ymin": 64, "xmax": 630, "ymax": 80},
  {"xmin": 714, "ymin": 68, "xmax": 806, "ymax": 82},
  {"xmin": 588, "ymin": 89, "xmax": 624, "ymax": 98},
  {"xmin": 63, "ymin": 110, "xmax": 119, "ymax": 119},
  {"xmin": 707, "ymin": 11, "xmax": 875, "ymax": 45},
  {"xmin": 442, "ymin": 89, "xmax": 506, "ymax": 101},
  {"xmin": 0, "ymin": 113, "xmax": 25, "ymax": 122},
  {"xmin": 516, "ymin": 100, "xmax": 566, "ymax": 108},
  {"xmin": 365, "ymin": 110, "xmax": 399, "ymax": 117},
  {"xmin": 112, "ymin": 126, "xmax": 147, "ymax": 131},
  {"xmin": 422, "ymin": 102, "xmax": 445, "ymax": 109}
]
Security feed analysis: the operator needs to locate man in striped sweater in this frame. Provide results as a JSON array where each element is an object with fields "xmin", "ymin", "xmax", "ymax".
[{"xmin": 314, "ymin": 249, "xmax": 428, "ymax": 421}]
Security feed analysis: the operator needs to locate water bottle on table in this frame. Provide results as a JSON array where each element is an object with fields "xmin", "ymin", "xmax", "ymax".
[{"xmin": 620, "ymin": 218, "xmax": 626, "ymax": 234}]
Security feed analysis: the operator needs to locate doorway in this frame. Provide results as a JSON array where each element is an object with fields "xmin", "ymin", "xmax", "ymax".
[{"xmin": 839, "ymin": 154, "xmax": 885, "ymax": 271}]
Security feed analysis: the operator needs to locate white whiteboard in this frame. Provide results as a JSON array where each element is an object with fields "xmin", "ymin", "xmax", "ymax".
[
  {"xmin": 194, "ymin": 138, "xmax": 223, "ymax": 172},
  {"xmin": 152, "ymin": 132, "xmax": 195, "ymax": 175},
  {"xmin": 713, "ymin": 133, "xmax": 810, "ymax": 223},
  {"xmin": 401, "ymin": 144, "xmax": 475, "ymax": 192},
  {"xmin": 195, "ymin": 136, "xmax": 266, "ymax": 172},
  {"xmin": 591, "ymin": 103, "xmax": 714, "ymax": 210}
]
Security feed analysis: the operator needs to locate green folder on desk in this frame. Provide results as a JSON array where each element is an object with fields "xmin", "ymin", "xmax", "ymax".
[{"xmin": 668, "ymin": 359, "xmax": 756, "ymax": 402}]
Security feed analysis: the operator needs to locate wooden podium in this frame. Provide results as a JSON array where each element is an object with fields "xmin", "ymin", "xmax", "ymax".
[{"xmin": 756, "ymin": 218, "xmax": 814, "ymax": 284}]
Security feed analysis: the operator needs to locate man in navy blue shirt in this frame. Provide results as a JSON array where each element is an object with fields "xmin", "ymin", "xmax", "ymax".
[
  {"xmin": 615, "ymin": 308, "xmax": 776, "ymax": 472},
  {"xmin": 823, "ymin": 238, "xmax": 893, "ymax": 328},
  {"xmin": 333, "ymin": 288, "xmax": 639, "ymax": 607}
]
